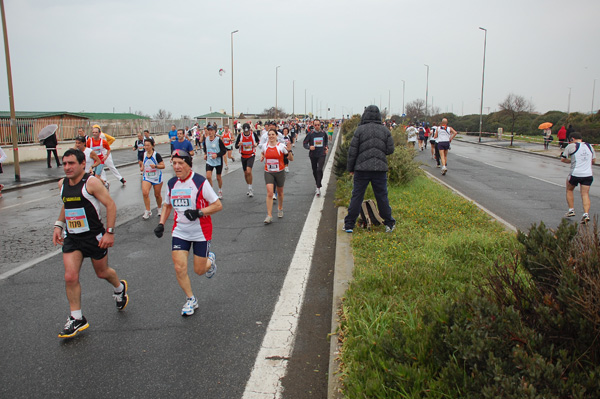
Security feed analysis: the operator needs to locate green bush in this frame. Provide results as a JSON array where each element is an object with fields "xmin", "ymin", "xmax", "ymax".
[
  {"xmin": 407, "ymin": 219, "xmax": 600, "ymax": 398},
  {"xmin": 334, "ymin": 116, "xmax": 361, "ymax": 177}
]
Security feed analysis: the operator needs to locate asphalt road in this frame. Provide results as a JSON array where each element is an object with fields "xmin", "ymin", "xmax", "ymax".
[
  {"xmin": 0, "ymin": 137, "xmax": 336, "ymax": 399},
  {"xmin": 415, "ymin": 140, "xmax": 599, "ymax": 231}
]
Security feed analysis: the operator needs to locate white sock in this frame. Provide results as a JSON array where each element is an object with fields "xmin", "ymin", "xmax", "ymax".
[
  {"xmin": 71, "ymin": 309, "xmax": 83, "ymax": 320},
  {"xmin": 248, "ymin": 185, "xmax": 252, "ymax": 190},
  {"xmin": 114, "ymin": 282, "xmax": 124, "ymax": 293}
]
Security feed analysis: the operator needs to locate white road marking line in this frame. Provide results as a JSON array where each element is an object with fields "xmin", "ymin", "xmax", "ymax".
[
  {"xmin": 0, "ymin": 211, "xmax": 142, "ymax": 280},
  {"xmin": 2, "ymin": 194, "xmax": 55, "ymax": 210},
  {"xmin": 242, "ymin": 132, "xmax": 340, "ymax": 399},
  {"xmin": 527, "ymin": 175, "xmax": 563, "ymax": 187}
]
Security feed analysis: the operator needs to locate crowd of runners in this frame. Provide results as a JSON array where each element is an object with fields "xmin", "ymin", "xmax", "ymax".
[
  {"xmin": 51, "ymin": 118, "xmax": 340, "ymax": 338},
  {"xmin": 48, "ymin": 111, "xmax": 595, "ymax": 339}
]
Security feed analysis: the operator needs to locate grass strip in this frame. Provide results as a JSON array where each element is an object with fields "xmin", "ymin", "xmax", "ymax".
[{"xmin": 337, "ymin": 175, "xmax": 519, "ymax": 398}]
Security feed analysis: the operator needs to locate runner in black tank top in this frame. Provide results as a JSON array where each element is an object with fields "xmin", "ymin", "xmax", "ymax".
[{"xmin": 52, "ymin": 149, "xmax": 129, "ymax": 339}]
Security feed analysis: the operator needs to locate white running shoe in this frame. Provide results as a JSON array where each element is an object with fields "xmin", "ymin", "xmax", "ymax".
[
  {"xmin": 278, "ymin": 209, "xmax": 284, "ymax": 218},
  {"xmin": 142, "ymin": 210, "xmax": 152, "ymax": 220},
  {"xmin": 218, "ymin": 189, "xmax": 223, "ymax": 199},
  {"xmin": 181, "ymin": 297, "xmax": 198, "ymax": 316},
  {"xmin": 248, "ymin": 188, "xmax": 254, "ymax": 197},
  {"xmin": 315, "ymin": 187, "xmax": 321, "ymax": 196},
  {"xmin": 206, "ymin": 252, "xmax": 217, "ymax": 278},
  {"xmin": 224, "ymin": 165, "xmax": 229, "ymax": 171},
  {"xmin": 441, "ymin": 166, "xmax": 447, "ymax": 175},
  {"xmin": 157, "ymin": 208, "xmax": 161, "ymax": 217},
  {"xmin": 264, "ymin": 215, "xmax": 273, "ymax": 224},
  {"xmin": 285, "ymin": 166, "xmax": 289, "ymax": 172}
]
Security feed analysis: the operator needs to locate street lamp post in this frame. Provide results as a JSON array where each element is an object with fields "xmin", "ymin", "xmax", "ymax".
[
  {"xmin": 1, "ymin": 0, "xmax": 20, "ymax": 181},
  {"xmin": 424, "ymin": 64, "xmax": 429, "ymax": 124},
  {"xmin": 478, "ymin": 27, "xmax": 487, "ymax": 143},
  {"xmin": 292, "ymin": 80, "xmax": 295, "ymax": 116},
  {"xmin": 401, "ymin": 79, "xmax": 405, "ymax": 117},
  {"xmin": 230, "ymin": 30, "xmax": 238, "ymax": 126},
  {"xmin": 592, "ymin": 79, "xmax": 596, "ymax": 115},
  {"xmin": 275, "ymin": 65, "xmax": 280, "ymax": 120}
]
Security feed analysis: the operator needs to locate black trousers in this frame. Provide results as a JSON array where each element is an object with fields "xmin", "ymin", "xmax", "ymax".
[
  {"xmin": 344, "ymin": 171, "xmax": 395, "ymax": 229},
  {"xmin": 47, "ymin": 149, "xmax": 61, "ymax": 167},
  {"xmin": 310, "ymin": 156, "xmax": 326, "ymax": 188}
]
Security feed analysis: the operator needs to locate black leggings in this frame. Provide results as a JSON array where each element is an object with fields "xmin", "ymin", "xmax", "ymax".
[{"xmin": 310, "ymin": 156, "xmax": 326, "ymax": 188}]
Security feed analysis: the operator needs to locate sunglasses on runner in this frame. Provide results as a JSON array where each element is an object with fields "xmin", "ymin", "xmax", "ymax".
[{"xmin": 171, "ymin": 149, "xmax": 190, "ymax": 158}]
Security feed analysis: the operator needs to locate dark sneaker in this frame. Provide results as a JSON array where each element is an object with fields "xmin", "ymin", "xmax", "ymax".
[
  {"xmin": 58, "ymin": 316, "xmax": 89, "ymax": 338},
  {"xmin": 120, "ymin": 178, "xmax": 126, "ymax": 185},
  {"xmin": 581, "ymin": 214, "xmax": 590, "ymax": 224},
  {"xmin": 564, "ymin": 209, "xmax": 576, "ymax": 218},
  {"xmin": 113, "ymin": 280, "xmax": 129, "ymax": 310}
]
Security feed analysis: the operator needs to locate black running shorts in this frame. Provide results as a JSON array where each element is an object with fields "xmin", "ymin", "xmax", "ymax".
[{"xmin": 62, "ymin": 234, "xmax": 108, "ymax": 260}]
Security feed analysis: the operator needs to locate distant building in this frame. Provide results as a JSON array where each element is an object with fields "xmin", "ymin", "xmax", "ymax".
[{"xmin": 195, "ymin": 112, "xmax": 231, "ymax": 129}]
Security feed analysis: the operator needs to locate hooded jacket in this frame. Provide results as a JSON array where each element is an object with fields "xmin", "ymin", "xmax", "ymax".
[{"xmin": 347, "ymin": 105, "xmax": 395, "ymax": 172}]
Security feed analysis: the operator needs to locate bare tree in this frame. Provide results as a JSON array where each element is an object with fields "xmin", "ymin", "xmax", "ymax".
[
  {"xmin": 405, "ymin": 99, "xmax": 426, "ymax": 122},
  {"xmin": 154, "ymin": 109, "xmax": 172, "ymax": 119},
  {"xmin": 262, "ymin": 106, "xmax": 287, "ymax": 119},
  {"xmin": 498, "ymin": 94, "xmax": 535, "ymax": 145}
]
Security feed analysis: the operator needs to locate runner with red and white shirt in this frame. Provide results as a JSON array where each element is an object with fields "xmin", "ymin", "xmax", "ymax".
[
  {"xmin": 86, "ymin": 126, "xmax": 111, "ymax": 188},
  {"xmin": 235, "ymin": 122, "xmax": 260, "ymax": 197},
  {"xmin": 259, "ymin": 129, "xmax": 290, "ymax": 224},
  {"xmin": 154, "ymin": 150, "xmax": 223, "ymax": 316}
]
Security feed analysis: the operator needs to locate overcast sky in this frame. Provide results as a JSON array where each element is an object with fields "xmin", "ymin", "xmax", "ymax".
[{"xmin": 0, "ymin": 0, "xmax": 598, "ymax": 119}]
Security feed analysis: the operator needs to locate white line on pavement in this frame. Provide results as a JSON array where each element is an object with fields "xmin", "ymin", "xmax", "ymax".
[
  {"xmin": 242, "ymin": 131, "xmax": 340, "ymax": 399},
  {"xmin": 1, "ymin": 194, "xmax": 55, "ymax": 210},
  {"xmin": 527, "ymin": 175, "xmax": 563, "ymax": 187}
]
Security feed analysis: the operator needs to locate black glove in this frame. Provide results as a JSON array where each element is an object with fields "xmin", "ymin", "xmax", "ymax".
[
  {"xmin": 184, "ymin": 209, "xmax": 201, "ymax": 221},
  {"xmin": 154, "ymin": 223, "xmax": 164, "ymax": 238}
]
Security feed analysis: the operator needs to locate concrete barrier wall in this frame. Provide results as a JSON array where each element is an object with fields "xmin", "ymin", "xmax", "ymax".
[{"xmin": 0, "ymin": 134, "xmax": 170, "ymax": 164}]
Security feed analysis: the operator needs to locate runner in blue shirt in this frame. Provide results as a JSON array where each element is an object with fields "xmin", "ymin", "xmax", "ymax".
[{"xmin": 172, "ymin": 129, "xmax": 195, "ymax": 156}]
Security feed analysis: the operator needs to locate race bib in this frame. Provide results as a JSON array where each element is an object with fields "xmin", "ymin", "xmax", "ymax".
[
  {"xmin": 266, "ymin": 159, "xmax": 280, "ymax": 172},
  {"xmin": 65, "ymin": 208, "xmax": 90, "ymax": 234},
  {"xmin": 314, "ymin": 137, "xmax": 324, "ymax": 147},
  {"xmin": 242, "ymin": 142, "xmax": 253, "ymax": 152},
  {"xmin": 171, "ymin": 188, "xmax": 192, "ymax": 208},
  {"xmin": 91, "ymin": 145, "xmax": 102, "ymax": 154},
  {"xmin": 145, "ymin": 167, "xmax": 157, "ymax": 178}
]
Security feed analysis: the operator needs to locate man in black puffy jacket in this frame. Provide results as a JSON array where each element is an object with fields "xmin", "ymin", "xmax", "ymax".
[{"xmin": 343, "ymin": 105, "xmax": 396, "ymax": 233}]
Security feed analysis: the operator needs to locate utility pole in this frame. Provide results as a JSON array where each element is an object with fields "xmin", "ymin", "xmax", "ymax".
[{"xmin": 1, "ymin": 0, "xmax": 20, "ymax": 181}]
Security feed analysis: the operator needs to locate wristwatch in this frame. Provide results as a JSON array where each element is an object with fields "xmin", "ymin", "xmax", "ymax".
[{"xmin": 106, "ymin": 227, "xmax": 115, "ymax": 234}]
